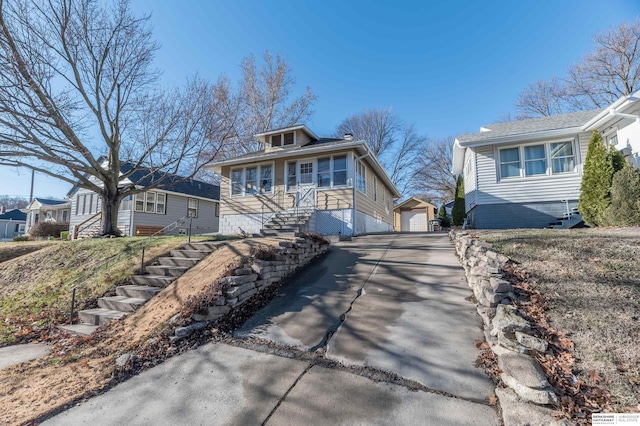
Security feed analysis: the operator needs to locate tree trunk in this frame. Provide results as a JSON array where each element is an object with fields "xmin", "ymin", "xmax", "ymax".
[{"xmin": 101, "ymin": 190, "xmax": 121, "ymax": 236}]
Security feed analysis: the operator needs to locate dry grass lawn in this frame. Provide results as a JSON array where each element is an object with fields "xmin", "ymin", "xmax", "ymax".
[
  {"xmin": 0, "ymin": 237, "xmax": 283, "ymax": 425},
  {"xmin": 476, "ymin": 228, "xmax": 640, "ymax": 412}
]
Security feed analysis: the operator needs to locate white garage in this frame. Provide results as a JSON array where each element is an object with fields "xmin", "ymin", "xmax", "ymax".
[
  {"xmin": 394, "ymin": 197, "xmax": 438, "ymax": 232},
  {"xmin": 400, "ymin": 211, "xmax": 427, "ymax": 232}
]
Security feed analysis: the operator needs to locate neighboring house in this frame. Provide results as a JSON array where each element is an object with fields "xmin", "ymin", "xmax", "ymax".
[
  {"xmin": 443, "ymin": 200, "xmax": 454, "ymax": 217},
  {"xmin": 452, "ymin": 90, "xmax": 640, "ymax": 229},
  {"xmin": 0, "ymin": 209, "xmax": 27, "ymax": 240},
  {"xmin": 69, "ymin": 163, "xmax": 220, "ymax": 238},
  {"xmin": 393, "ymin": 198, "xmax": 438, "ymax": 232},
  {"xmin": 25, "ymin": 198, "xmax": 71, "ymax": 233},
  {"xmin": 207, "ymin": 124, "xmax": 400, "ymax": 236}
]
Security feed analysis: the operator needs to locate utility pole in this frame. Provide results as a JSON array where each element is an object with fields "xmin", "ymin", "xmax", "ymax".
[{"xmin": 29, "ymin": 169, "xmax": 34, "ymax": 202}]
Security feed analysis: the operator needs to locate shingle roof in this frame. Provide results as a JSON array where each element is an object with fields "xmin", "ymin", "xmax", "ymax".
[
  {"xmin": 457, "ymin": 109, "xmax": 603, "ymax": 144},
  {"xmin": 34, "ymin": 198, "xmax": 69, "ymax": 206},
  {"xmin": 218, "ymin": 137, "xmax": 350, "ymax": 162},
  {"xmin": 120, "ymin": 163, "xmax": 220, "ymax": 200},
  {"xmin": 0, "ymin": 209, "xmax": 26, "ymax": 221}
]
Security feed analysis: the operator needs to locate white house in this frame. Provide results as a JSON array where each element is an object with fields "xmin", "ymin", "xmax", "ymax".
[{"xmin": 452, "ymin": 90, "xmax": 640, "ymax": 229}]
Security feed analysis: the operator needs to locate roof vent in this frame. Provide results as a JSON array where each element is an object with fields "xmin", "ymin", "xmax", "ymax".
[{"xmin": 344, "ymin": 133, "xmax": 353, "ymax": 140}]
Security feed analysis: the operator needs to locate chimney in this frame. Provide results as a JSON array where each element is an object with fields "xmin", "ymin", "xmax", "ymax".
[{"xmin": 344, "ymin": 133, "xmax": 353, "ymax": 141}]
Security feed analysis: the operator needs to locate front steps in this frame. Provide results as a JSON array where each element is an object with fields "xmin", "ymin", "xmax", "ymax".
[
  {"xmin": 548, "ymin": 207, "xmax": 585, "ymax": 229},
  {"xmin": 60, "ymin": 240, "xmax": 226, "ymax": 336},
  {"xmin": 261, "ymin": 211, "xmax": 313, "ymax": 237}
]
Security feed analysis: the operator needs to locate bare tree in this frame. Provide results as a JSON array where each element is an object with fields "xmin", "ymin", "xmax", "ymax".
[
  {"xmin": 219, "ymin": 51, "xmax": 316, "ymax": 155},
  {"xmin": 516, "ymin": 20, "xmax": 640, "ymax": 118},
  {"xmin": 0, "ymin": 195, "xmax": 28, "ymax": 210},
  {"xmin": 0, "ymin": 0, "xmax": 223, "ymax": 235},
  {"xmin": 334, "ymin": 109, "xmax": 425, "ymax": 197},
  {"xmin": 335, "ymin": 108, "xmax": 402, "ymax": 158},
  {"xmin": 413, "ymin": 136, "xmax": 457, "ymax": 204}
]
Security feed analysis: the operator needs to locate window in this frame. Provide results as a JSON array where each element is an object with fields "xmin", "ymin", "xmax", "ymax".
[
  {"xmin": 145, "ymin": 192, "xmax": 156, "ymax": 213},
  {"xmin": 260, "ymin": 165, "xmax": 273, "ymax": 193},
  {"xmin": 76, "ymin": 195, "xmax": 82, "ymax": 214},
  {"xmin": 134, "ymin": 191, "xmax": 166, "ymax": 215},
  {"xmin": 61, "ymin": 210, "xmax": 69, "ymax": 222},
  {"xmin": 231, "ymin": 169, "xmax": 243, "ymax": 196},
  {"xmin": 287, "ymin": 162, "xmax": 297, "ymax": 190},
  {"xmin": 187, "ymin": 198, "xmax": 198, "ymax": 218},
  {"xmin": 283, "ymin": 132, "xmax": 295, "ymax": 145},
  {"xmin": 333, "ymin": 155, "xmax": 347, "ymax": 186},
  {"xmin": 499, "ymin": 147, "xmax": 521, "ymax": 178},
  {"xmin": 383, "ymin": 188, "xmax": 389, "ymax": 213},
  {"xmin": 230, "ymin": 164, "xmax": 274, "ymax": 196},
  {"xmin": 550, "ymin": 142, "xmax": 575, "ymax": 174},
  {"xmin": 18, "ymin": 224, "xmax": 25, "ymax": 233},
  {"xmin": 300, "ymin": 162, "xmax": 313, "ymax": 184},
  {"xmin": 245, "ymin": 167, "xmax": 258, "ymax": 194},
  {"xmin": 135, "ymin": 193, "xmax": 145, "ymax": 211},
  {"xmin": 120, "ymin": 195, "xmax": 132, "ymax": 211},
  {"xmin": 317, "ymin": 158, "xmax": 331, "ymax": 188},
  {"xmin": 373, "ymin": 176, "xmax": 378, "ymax": 202},
  {"xmin": 609, "ymin": 134, "xmax": 618, "ymax": 146},
  {"xmin": 356, "ymin": 160, "xmax": 367, "ymax": 193},
  {"xmin": 498, "ymin": 140, "xmax": 577, "ymax": 179},
  {"xmin": 271, "ymin": 134, "xmax": 282, "ymax": 147},
  {"xmin": 524, "ymin": 145, "xmax": 546, "ymax": 176},
  {"xmin": 156, "ymin": 193, "xmax": 166, "ymax": 214}
]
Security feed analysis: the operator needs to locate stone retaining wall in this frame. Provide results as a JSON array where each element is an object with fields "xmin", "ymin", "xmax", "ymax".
[
  {"xmin": 450, "ymin": 230, "xmax": 572, "ymax": 426},
  {"xmin": 171, "ymin": 235, "xmax": 329, "ymax": 341}
]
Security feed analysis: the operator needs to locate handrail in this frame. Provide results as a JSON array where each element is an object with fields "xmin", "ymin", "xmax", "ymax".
[
  {"xmin": 67, "ymin": 214, "xmax": 191, "ymax": 324},
  {"xmin": 72, "ymin": 211, "xmax": 102, "ymax": 239},
  {"xmin": 261, "ymin": 190, "xmax": 283, "ymax": 228}
]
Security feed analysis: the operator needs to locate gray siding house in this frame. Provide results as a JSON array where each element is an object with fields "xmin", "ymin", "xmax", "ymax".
[
  {"xmin": 69, "ymin": 164, "xmax": 220, "ymax": 238},
  {"xmin": 452, "ymin": 90, "xmax": 640, "ymax": 229},
  {"xmin": 0, "ymin": 209, "xmax": 27, "ymax": 240}
]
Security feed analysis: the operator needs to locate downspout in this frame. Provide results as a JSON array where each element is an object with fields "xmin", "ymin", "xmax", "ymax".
[{"xmin": 353, "ymin": 147, "xmax": 371, "ymax": 236}]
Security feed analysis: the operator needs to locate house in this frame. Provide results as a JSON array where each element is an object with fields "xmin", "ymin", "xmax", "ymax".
[
  {"xmin": 451, "ymin": 90, "xmax": 640, "ymax": 229},
  {"xmin": 69, "ymin": 163, "xmax": 220, "ymax": 238},
  {"xmin": 393, "ymin": 198, "xmax": 438, "ymax": 232},
  {"xmin": 25, "ymin": 198, "xmax": 71, "ymax": 233},
  {"xmin": 207, "ymin": 124, "xmax": 400, "ymax": 236},
  {"xmin": 0, "ymin": 209, "xmax": 27, "ymax": 240}
]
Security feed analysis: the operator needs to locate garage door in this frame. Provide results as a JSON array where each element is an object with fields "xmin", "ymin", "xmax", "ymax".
[{"xmin": 401, "ymin": 211, "xmax": 427, "ymax": 232}]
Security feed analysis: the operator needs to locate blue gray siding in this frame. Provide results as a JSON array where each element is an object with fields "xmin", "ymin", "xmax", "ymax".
[
  {"xmin": 467, "ymin": 200, "xmax": 578, "ymax": 229},
  {"xmin": 132, "ymin": 193, "xmax": 219, "ymax": 235}
]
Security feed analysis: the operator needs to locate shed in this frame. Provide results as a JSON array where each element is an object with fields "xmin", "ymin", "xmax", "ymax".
[{"xmin": 393, "ymin": 198, "xmax": 438, "ymax": 232}]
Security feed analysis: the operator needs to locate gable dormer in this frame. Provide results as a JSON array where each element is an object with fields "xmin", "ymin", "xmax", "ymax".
[{"xmin": 255, "ymin": 124, "xmax": 319, "ymax": 152}]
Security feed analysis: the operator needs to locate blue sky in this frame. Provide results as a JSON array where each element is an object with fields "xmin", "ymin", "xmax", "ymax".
[{"xmin": 1, "ymin": 0, "xmax": 638, "ymax": 198}]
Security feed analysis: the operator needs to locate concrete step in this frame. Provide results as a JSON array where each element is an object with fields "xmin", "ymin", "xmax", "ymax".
[
  {"xmin": 130, "ymin": 274, "xmax": 176, "ymax": 287},
  {"xmin": 116, "ymin": 285, "xmax": 162, "ymax": 300},
  {"xmin": 78, "ymin": 308, "xmax": 128, "ymax": 326},
  {"xmin": 145, "ymin": 265, "xmax": 189, "ymax": 277},
  {"xmin": 170, "ymin": 249, "xmax": 211, "ymax": 259},
  {"xmin": 58, "ymin": 323, "xmax": 100, "ymax": 336},
  {"xmin": 181, "ymin": 241, "xmax": 226, "ymax": 251},
  {"xmin": 98, "ymin": 295, "xmax": 146, "ymax": 312},
  {"xmin": 263, "ymin": 224, "xmax": 303, "ymax": 231},
  {"xmin": 158, "ymin": 256, "xmax": 200, "ymax": 267}
]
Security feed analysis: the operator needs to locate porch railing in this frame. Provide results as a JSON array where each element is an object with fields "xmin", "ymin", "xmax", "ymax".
[{"xmin": 72, "ymin": 211, "xmax": 102, "ymax": 239}]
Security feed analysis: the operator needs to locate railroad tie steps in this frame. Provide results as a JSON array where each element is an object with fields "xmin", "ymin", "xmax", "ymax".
[{"xmin": 58, "ymin": 241, "xmax": 226, "ymax": 336}]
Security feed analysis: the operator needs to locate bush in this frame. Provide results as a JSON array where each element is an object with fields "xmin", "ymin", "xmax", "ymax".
[
  {"xmin": 603, "ymin": 166, "xmax": 640, "ymax": 226},
  {"xmin": 250, "ymin": 244, "xmax": 277, "ymax": 261},
  {"xmin": 451, "ymin": 175, "xmax": 466, "ymax": 226},
  {"xmin": 28, "ymin": 221, "xmax": 69, "ymax": 238},
  {"xmin": 12, "ymin": 235, "xmax": 31, "ymax": 242},
  {"xmin": 579, "ymin": 130, "xmax": 624, "ymax": 226},
  {"xmin": 60, "ymin": 231, "xmax": 69, "ymax": 240},
  {"xmin": 438, "ymin": 204, "xmax": 451, "ymax": 228}
]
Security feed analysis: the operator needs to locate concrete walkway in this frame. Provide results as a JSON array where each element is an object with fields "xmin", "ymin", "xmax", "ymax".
[
  {"xmin": 0, "ymin": 343, "xmax": 50, "ymax": 370},
  {"xmin": 44, "ymin": 233, "xmax": 499, "ymax": 425}
]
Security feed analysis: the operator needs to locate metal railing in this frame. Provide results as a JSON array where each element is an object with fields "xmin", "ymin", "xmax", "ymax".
[
  {"xmin": 260, "ymin": 190, "xmax": 284, "ymax": 228},
  {"xmin": 67, "ymin": 215, "xmax": 192, "ymax": 325}
]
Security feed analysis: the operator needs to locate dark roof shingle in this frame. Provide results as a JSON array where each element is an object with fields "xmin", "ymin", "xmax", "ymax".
[
  {"xmin": 0, "ymin": 209, "xmax": 26, "ymax": 221},
  {"xmin": 121, "ymin": 163, "xmax": 220, "ymax": 200}
]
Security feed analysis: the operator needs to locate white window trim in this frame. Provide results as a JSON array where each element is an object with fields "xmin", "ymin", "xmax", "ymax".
[
  {"xmin": 187, "ymin": 198, "xmax": 198, "ymax": 218},
  {"xmin": 134, "ymin": 190, "xmax": 167, "ymax": 215},
  {"xmin": 373, "ymin": 175, "xmax": 378, "ymax": 202},
  {"xmin": 286, "ymin": 155, "xmax": 352, "ymax": 192},
  {"xmin": 356, "ymin": 159, "xmax": 367, "ymax": 194},
  {"xmin": 496, "ymin": 138, "xmax": 578, "ymax": 181},
  {"xmin": 230, "ymin": 162, "xmax": 276, "ymax": 197},
  {"xmin": 271, "ymin": 132, "xmax": 297, "ymax": 147}
]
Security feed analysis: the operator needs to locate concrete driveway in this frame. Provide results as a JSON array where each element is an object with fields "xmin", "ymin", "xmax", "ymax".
[{"xmin": 44, "ymin": 233, "xmax": 499, "ymax": 426}]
